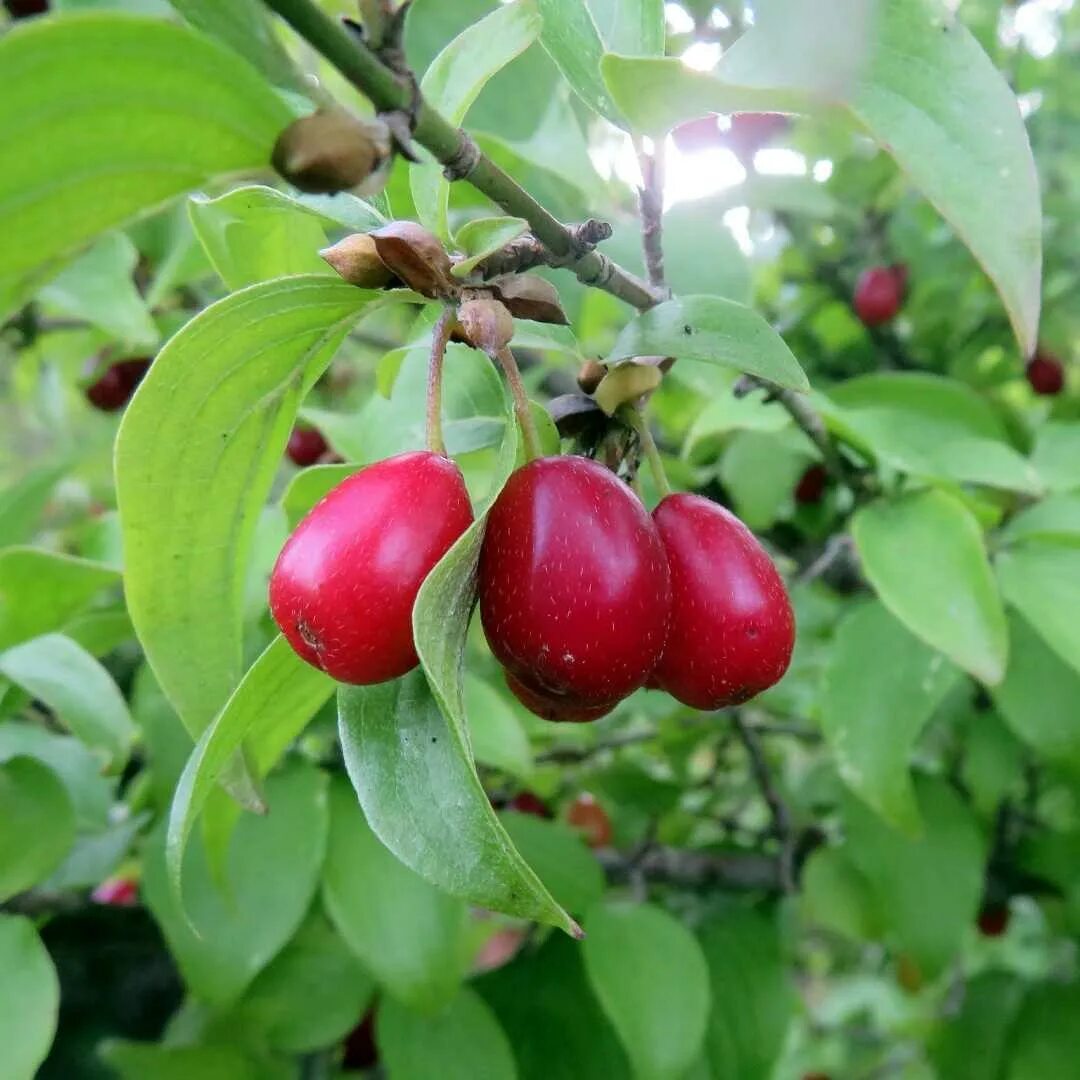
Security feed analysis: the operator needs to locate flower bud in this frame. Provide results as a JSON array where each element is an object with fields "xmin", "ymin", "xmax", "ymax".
[
  {"xmin": 456, "ymin": 298, "xmax": 515, "ymax": 353},
  {"xmin": 272, "ymin": 108, "xmax": 390, "ymax": 194},
  {"xmin": 320, "ymin": 234, "xmax": 394, "ymax": 288},
  {"xmin": 370, "ymin": 222, "xmax": 455, "ymax": 299}
]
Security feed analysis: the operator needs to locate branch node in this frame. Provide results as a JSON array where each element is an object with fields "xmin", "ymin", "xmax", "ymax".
[{"xmin": 442, "ymin": 133, "xmax": 483, "ymax": 181}]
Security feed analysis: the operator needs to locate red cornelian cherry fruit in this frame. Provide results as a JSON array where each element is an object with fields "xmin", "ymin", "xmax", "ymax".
[
  {"xmin": 478, "ymin": 456, "xmax": 671, "ymax": 706},
  {"xmin": 269, "ymin": 451, "xmax": 473, "ymax": 684},
  {"xmin": 652, "ymin": 494, "xmax": 795, "ymax": 710},
  {"xmin": 85, "ymin": 357, "xmax": 151, "ymax": 412},
  {"xmin": 1026, "ymin": 351, "xmax": 1065, "ymax": 396},
  {"xmin": 794, "ymin": 463, "xmax": 828, "ymax": 505},
  {"xmin": 853, "ymin": 265, "xmax": 905, "ymax": 326},
  {"xmin": 506, "ymin": 790, "xmax": 551, "ymax": 819},
  {"xmin": 505, "ymin": 671, "xmax": 616, "ymax": 724},
  {"xmin": 286, "ymin": 425, "xmax": 329, "ymax": 466},
  {"xmin": 566, "ymin": 793, "xmax": 612, "ymax": 849}
]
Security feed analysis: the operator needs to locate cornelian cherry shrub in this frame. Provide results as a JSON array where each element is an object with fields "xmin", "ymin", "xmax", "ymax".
[{"xmin": 0, "ymin": 0, "xmax": 1076, "ymax": 1076}]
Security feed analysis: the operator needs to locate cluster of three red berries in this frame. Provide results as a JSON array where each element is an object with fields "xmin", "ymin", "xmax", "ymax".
[{"xmin": 269, "ymin": 450, "xmax": 795, "ymax": 721}]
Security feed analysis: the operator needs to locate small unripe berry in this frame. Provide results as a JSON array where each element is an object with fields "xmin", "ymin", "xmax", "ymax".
[
  {"xmin": 1026, "ymin": 351, "xmax": 1064, "ymax": 396},
  {"xmin": 286, "ymin": 426, "xmax": 329, "ymax": 467}
]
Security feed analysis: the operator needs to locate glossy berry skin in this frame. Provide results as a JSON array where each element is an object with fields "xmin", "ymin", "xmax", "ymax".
[
  {"xmin": 505, "ymin": 671, "xmax": 616, "ymax": 724},
  {"xmin": 853, "ymin": 265, "xmax": 905, "ymax": 326},
  {"xmin": 1026, "ymin": 352, "xmax": 1064, "ymax": 396},
  {"xmin": 653, "ymin": 494, "xmax": 795, "ymax": 710},
  {"xmin": 286, "ymin": 425, "xmax": 329, "ymax": 466},
  {"xmin": 794, "ymin": 464, "xmax": 828, "ymax": 505},
  {"xmin": 269, "ymin": 452, "xmax": 473, "ymax": 684},
  {"xmin": 977, "ymin": 902, "xmax": 1010, "ymax": 938},
  {"xmin": 91, "ymin": 878, "xmax": 138, "ymax": 907},
  {"xmin": 85, "ymin": 358, "xmax": 151, "ymax": 412},
  {"xmin": 479, "ymin": 456, "xmax": 671, "ymax": 706},
  {"xmin": 566, "ymin": 793, "xmax": 612, "ymax": 849}
]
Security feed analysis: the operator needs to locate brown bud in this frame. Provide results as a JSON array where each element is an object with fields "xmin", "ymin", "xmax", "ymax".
[
  {"xmin": 320, "ymin": 233, "xmax": 394, "ymax": 288},
  {"xmin": 456, "ymin": 298, "xmax": 515, "ymax": 353},
  {"xmin": 593, "ymin": 361, "xmax": 663, "ymax": 416},
  {"xmin": 272, "ymin": 108, "xmax": 389, "ymax": 195},
  {"xmin": 577, "ymin": 359, "xmax": 607, "ymax": 395},
  {"xmin": 369, "ymin": 222, "xmax": 455, "ymax": 299},
  {"xmin": 490, "ymin": 274, "xmax": 568, "ymax": 325},
  {"xmin": 548, "ymin": 393, "xmax": 604, "ymax": 438}
]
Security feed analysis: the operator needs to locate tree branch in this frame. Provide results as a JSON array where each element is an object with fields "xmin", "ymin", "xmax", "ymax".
[
  {"xmin": 635, "ymin": 138, "xmax": 668, "ymax": 290},
  {"xmin": 599, "ymin": 845, "xmax": 782, "ymax": 892}
]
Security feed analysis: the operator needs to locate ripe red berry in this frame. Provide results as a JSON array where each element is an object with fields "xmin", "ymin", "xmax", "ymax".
[
  {"xmin": 652, "ymin": 494, "xmax": 794, "ymax": 709},
  {"xmin": 286, "ymin": 425, "xmax": 329, "ymax": 466},
  {"xmin": 566, "ymin": 793, "xmax": 612, "ymax": 849},
  {"xmin": 794, "ymin": 464, "xmax": 828, "ymax": 505},
  {"xmin": 85, "ymin": 358, "xmax": 151, "ymax": 412},
  {"xmin": 672, "ymin": 115, "xmax": 721, "ymax": 154},
  {"xmin": 269, "ymin": 451, "xmax": 473, "ymax": 684},
  {"xmin": 1026, "ymin": 351, "xmax": 1064, "ymax": 396},
  {"xmin": 91, "ymin": 877, "xmax": 138, "ymax": 907},
  {"xmin": 977, "ymin": 902, "xmax": 1010, "ymax": 938},
  {"xmin": 478, "ymin": 456, "xmax": 671, "ymax": 706},
  {"xmin": 506, "ymin": 790, "xmax": 551, "ymax": 819},
  {"xmin": 505, "ymin": 671, "xmax": 615, "ymax": 724},
  {"xmin": 853, "ymin": 265, "xmax": 905, "ymax": 326}
]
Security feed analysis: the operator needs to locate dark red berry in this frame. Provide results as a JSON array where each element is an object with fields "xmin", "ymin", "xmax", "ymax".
[
  {"xmin": 725, "ymin": 112, "xmax": 788, "ymax": 160},
  {"xmin": 653, "ymin": 494, "xmax": 794, "ymax": 709},
  {"xmin": 794, "ymin": 464, "xmax": 828, "ymax": 505},
  {"xmin": 269, "ymin": 451, "xmax": 473, "ymax": 684},
  {"xmin": 85, "ymin": 358, "xmax": 151, "ymax": 412},
  {"xmin": 286, "ymin": 425, "xmax": 330, "ymax": 466},
  {"xmin": 4, "ymin": 0, "xmax": 49, "ymax": 17},
  {"xmin": 505, "ymin": 671, "xmax": 616, "ymax": 725},
  {"xmin": 566, "ymin": 793, "xmax": 612, "ymax": 849},
  {"xmin": 478, "ymin": 456, "xmax": 671, "ymax": 706},
  {"xmin": 977, "ymin": 902, "xmax": 1010, "ymax": 938},
  {"xmin": 1026, "ymin": 351, "xmax": 1064, "ymax": 396},
  {"xmin": 853, "ymin": 265, "xmax": 905, "ymax": 326},
  {"xmin": 507, "ymin": 790, "xmax": 551, "ymax": 819},
  {"xmin": 342, "ymin": 1007, "xmax": 378, "ymax": 1070},
  {"xmin": 672, "ymin": 115, "xmax": 721, "ymax": 153},
  {"xmin": 91, "ymin": 878, "xmax": 138, "ymax": 907}
]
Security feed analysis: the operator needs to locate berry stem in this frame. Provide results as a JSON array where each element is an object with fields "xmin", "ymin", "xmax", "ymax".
[
  {"xmin": 620, "ymin": 406, "xmax": 671, "ymax": 498},
  {"xmin": 425, "ymin": 307, "xmax": 454, "ymax": 456},
  {"xmin": 494, "ymin": 346, "xmax": 542, "ymax": 461}
]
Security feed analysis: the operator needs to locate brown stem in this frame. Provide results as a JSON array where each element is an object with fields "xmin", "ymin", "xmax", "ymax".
[
  {"xmin": 494, "ymin": 346, "xmax": 541, "ymax": 461},
  {"xmin": 636, "ymin": 138, "xmax": 668, "ymax": 290},
  {"xmin": 425, "ymin": 307, "xmax": 454, "ymax": 455}
]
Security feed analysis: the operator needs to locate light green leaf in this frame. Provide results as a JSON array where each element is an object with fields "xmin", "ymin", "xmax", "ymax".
[
  {"xmin": 930, "ymin": 971, "xmax": 1025, "ymax": 1080},
  {"xmin": 166, "ymin": 635, "xmax": 335, "ymax": 911},
  {"xmin": 998, "ymin": 541, "xmax": 1080, "ymax": 679},
  {"xmin": 605, "ymin": 0, "xmax": 1042, "ymax": 355},
  {"xmin": 322, "ymin": 778, "xmax": 467, "ymax": 1013},
  {"xmin": 39, "ymin": 233, "xmax": 158, "ymax": 348},
  {"xmin": 116, "ymin": 276, "xmax": 377, "ymax": 737},
  {"xmin": 821, "ymin": 602, "xmax": 959, "ymax": 834},
  {"xmin": 853, "ymin": 489, "xmax": 1007, "ymax": 684},
  {"xmin": 608, "ymin": 296, "xmax": 808, "ymax": 393},
  {"xmin": 412, "ymin": 1, "xmax": 542, "ymax": 236},
  {"xmin": 0, "ymin": 548, "xmax": 119, "ymax": 652},
  {"xmin": 720, "ymin": 429, "xmax": 813, "ymax": 531},
  {"xmin": 0, "ymin": 757, "xmax": 75, "ymax": 902},
  {"xmin": 842, "ymin": 776, "xmax": 985, "ymax": 977},
  {"xmin": 1000, "ymin": 495, "xmax": 1080, "ymax": 547},
  {"xmin": 993, "ymin": 611, "xmax": 1080, "ymax": 774},
  {"xmin": 143, "ymin": 763, "xmax": 329, "ymax": 1006},
  {"xmin": 280, "ymin": 463, "xmax": 361, "ymax": 527},
  {"xmin": 539, "ymin": 0, "xmax": 623, "ymax": 123},
  {"xmin": 0, "ymin": 634, "xmax": 135, "ymax": 772},
  {"xmin": 1006, "ymin": 981, "xmax": 1080, "ymax": 1079},
  {"xmin": 499, "ymin": 812, "xmax": 605, "ymax": 915},
  {"xmin": 465, "ymin": 675, "xmax": 533, "ymax": 779},
  {"xmin": 0, "ymin": 916, "xmax": 60, "ymax": 1080},
  {"xmin": 800, "ymin": 846, "xmax": 881, "ymax": 942},
  {"xmin": 101, "ymin": 1041, "xmax": 292, "ymax": 1080},
  {"xmin": 587, "ymin": 0, "xmax": 664, "ymax": 57},
  {"xmin": 378, "ymin": 988, "xmax": 517, "ymax": 1080},
  {"xmin": 699, "ymin": 908, "xmax": 795, "ymax": 1080},
  {"xmin": 452, "ymin": 216, "xmax": 530, "ymax": 278},
  {"xmin": 584, "ymin": 901, "xmax": 710, "ymax": 1080},
  {"xmin": 0, "ymin": 13, "xmax": 292, "ymax": 319},
  {"xmin": 1031, "ymin": 423, "xmax": 1080, "ymax": 493},
  {"xmin": 0, "ymin": 464, "xmax": 65, "ymax": 548}
]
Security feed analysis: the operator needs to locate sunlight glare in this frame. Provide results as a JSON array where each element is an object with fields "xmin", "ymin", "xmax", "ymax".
[
  {"xmin": 664, "ymin": 141, "xmax": 747, "ymax": 210},
  {"xmin": 681, "ymin": 41, "xmax": 722, "ymax": 71},
  {"xmin": 754, "ymin": 149, "xmax": 808, "ymax": 176}
]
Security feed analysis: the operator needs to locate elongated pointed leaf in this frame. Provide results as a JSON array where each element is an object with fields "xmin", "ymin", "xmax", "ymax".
[
  {"xmin": 0, "ymin": 916, "xmax": 59, "ymax": 1080},
  {"xmin": 608, "ymin": 296, "xmax": 808, "ymax": 392},
  {"xmin": 538, "ymin": 0, "xmax": 623, "ymax": 123}
]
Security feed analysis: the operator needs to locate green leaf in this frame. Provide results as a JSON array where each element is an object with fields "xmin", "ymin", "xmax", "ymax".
[
  {"xmin": 38, "ymin": 233, "xmax": 158, "ymax": 348},
  {"xmin": 116, "ymin": 276, "xmax": 377, "ymax": 737},
  {"xmin": 0, "ymin": 548, "xmax": 119, "ymax": 652},
  {"xmin": 166, "ymin": 635, "xmax": 335, "ymax": 911},
  {"xmin": 998, "ymin": 541, "xmax": 1080, "ymax": 680},
  {"xmin": 1006, "ymin": 981, "xmax": 1080, "ymax": 1079},
  {"xmin": 0, "ymin": 464, "xmax": 65, "ymax": 548},
  {"xmin": 993, "ymin": 611, "xmax": 1080, "ymax": 774},
  {"xmin": 142, "ymin": 763, "xmax": 328, "ymax": 1006},
  {"xmin": 841, "ymin": 776, "xmax": 985, "ymax": 977},
  {"xmin": 852, "ymin": 489, "xmax": 1007, "ymax": 684},
  {"xmin": 719, "ymin": 429, "xmax": 813, "ymax": 531},
  {"xmin": 280, "ymin": 463, "xmax": 361, "ymax": 527},
  {"xmin": 465, "ymin": 675, "xmax": 533, "ymax": 779},
  {"xmin": 0, "ymin": 13, "xmax": 292, "ymax": 319},
  {"xmin": 583, "ymin": 901, "xmax": 710, "ymax": 1080},
  {"xmin": 1031, "ymin": 423, "xmax": 1080, "ymax": 493},
  {"xmin": 321, "ymin": 777, "xmax": 467, "ymax": 1013},
  {"xmin": 1000, "ymin": 494, "xmax": 1080, "ymax": 547},
  {"xmin": 929, "ymin": 971, "xmax": 1025, "ymax": 1080},
  {"xmin": 452, "ymin": 216, "xmax": 529, "ymax": 279},
  {"xmin": 0, "ymin": 916, "xmax": 60, "ymax": 1080},
  {"xmin": 800, "ymin": 846, "xmax": 881, "ymax": 942},
  {"xmin": 101, "ymin": 1042, "xmax": 292, "ymax": 1080},
  {"xmin": 0, "ymin": 634, "xmax": 135, "ymax": 772},
  {"xmin": 699, "ymin": 908, "xmax": 795, "ymax": 1080},
  {"xmin": 412, "ymin": 1, "xmax": 542, "ymax": 236},
  {"xmin": 499, "ymin": 811, "xmax": 605, "ymax": 915},
  {"xmin": 231, "ymin": 910, "xmax": 375, "ymax": 1054},
  {"xmin": 607, "ymin": 296, "xmax": 809, "ymax": 393},
  {"xmin": 378, "ymin": 988, "xmax": 517, "ymax": 1080},
  {"xmin": 539, "ymin": 0, "xmax": 623, "ymax": 124},
  {"xmin": 587, "ymin": 0, "xmax": 664, "ymax": 57},
  {"xmin": 0, "ymin": 757, "xmax": 75, "ymax": 902},
  {"xmin": 606, "ymin": 0, "xmax": 1042, "ymax": 355},
  {"xmin": 821, "ymin": 602, "xmax": 959, "ymax": 833}
]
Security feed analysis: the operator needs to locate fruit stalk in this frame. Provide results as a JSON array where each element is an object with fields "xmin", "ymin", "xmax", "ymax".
[
  {"xmin": 425, "ymin": 307, "xmax": 455, "ymax": 456},
  {"xmin": 619, "ymin": 406, "xmax": 671, "ymax": 497},
  {"xmin": 494, "ymin": 346, "xmax": 542, "ymax": 461}
]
